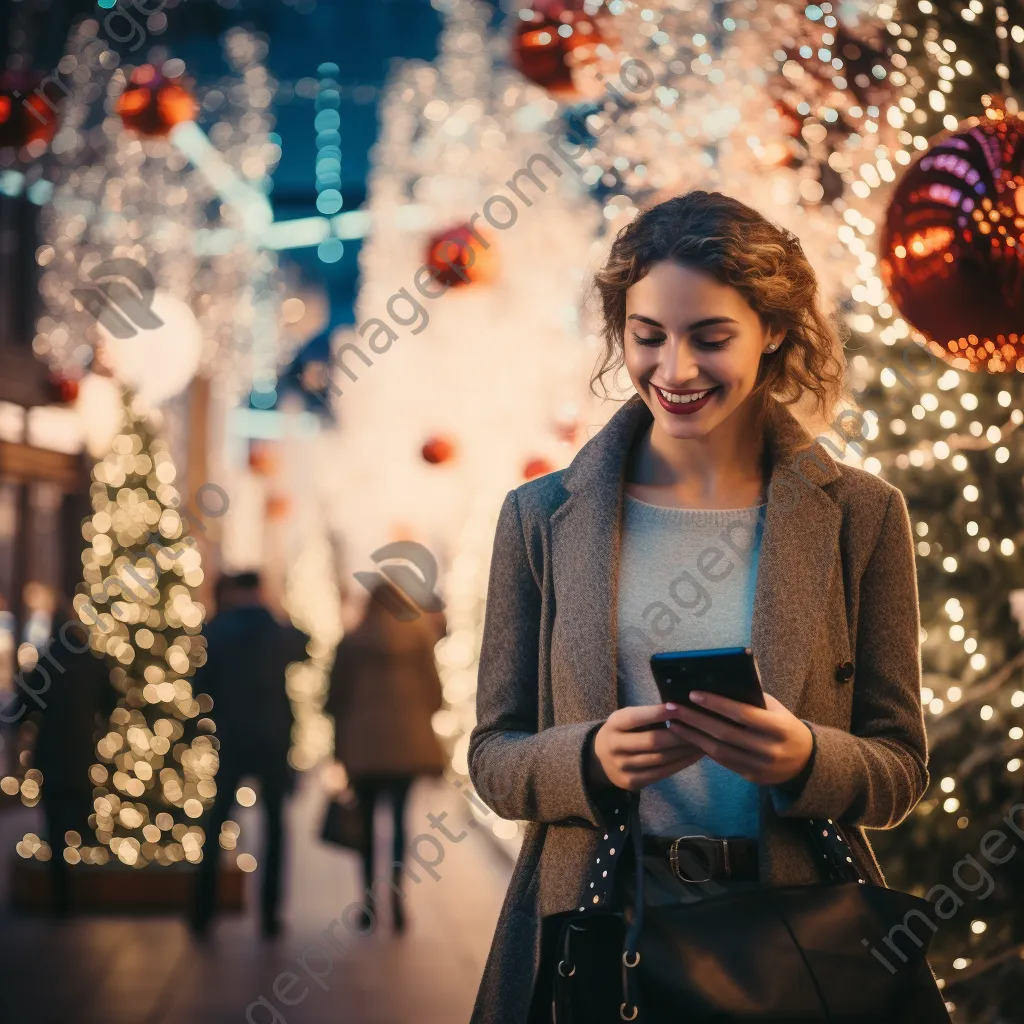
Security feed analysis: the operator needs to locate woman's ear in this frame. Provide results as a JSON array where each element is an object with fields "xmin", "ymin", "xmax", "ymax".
[{"xmin": 763, "ymin": 327, "xmax": 786, "ymax": 353}]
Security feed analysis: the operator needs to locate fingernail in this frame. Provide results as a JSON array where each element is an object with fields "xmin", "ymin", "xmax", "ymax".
[
  {"xmin": 690, "ymin": 692, "xmax": 705, "ymax": 703},
  {"xmin": 665, "ymin": 702, "xmax": 677, "ymax": 710}
]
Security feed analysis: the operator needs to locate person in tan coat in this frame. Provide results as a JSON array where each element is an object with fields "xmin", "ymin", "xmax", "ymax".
[
  {"xmin": 468, "ymin": 191, "xmax": 934, "ymax": 1024},
  {"xmin": 326, "ymin": 588, "xmax": 447, "ymax": 932}
]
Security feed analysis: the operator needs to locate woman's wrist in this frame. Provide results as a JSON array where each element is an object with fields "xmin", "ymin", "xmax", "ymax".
[
  {"xmin": 585, "ymin": 727, "xmax": 613, "ymax": 792},
  {"xmin": 776, "ymin": 720, "xmax": 817, "ymax": 794}
]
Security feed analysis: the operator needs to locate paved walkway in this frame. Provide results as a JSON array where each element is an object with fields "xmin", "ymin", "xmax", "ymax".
[{"xmin": 0, "ymin": 773, "xmax": 514, "ymax": 1024}]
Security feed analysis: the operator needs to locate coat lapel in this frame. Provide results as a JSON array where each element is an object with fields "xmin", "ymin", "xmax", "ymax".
[
  {"xmin": 751, "ymin": 460, "xmax": 843, "ymax": 712},
  {"xmin": 550, "ymin": 394, "xmax": 844, "ymax": 718}
]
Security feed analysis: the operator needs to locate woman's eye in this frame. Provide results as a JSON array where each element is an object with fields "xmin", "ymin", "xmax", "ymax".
[{"xmin": 630, "ymin": 333, "xmax": 733, "ymax": 348}]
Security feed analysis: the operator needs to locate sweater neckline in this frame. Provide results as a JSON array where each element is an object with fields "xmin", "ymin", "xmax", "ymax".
[{"xmin": 623, "ymin": 493, "xmax": 767, "ymax": 527}]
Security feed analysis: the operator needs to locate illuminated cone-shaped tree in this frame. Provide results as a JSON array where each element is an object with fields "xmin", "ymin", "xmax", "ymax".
[{"xmin": 75, "ymin": 392, "xmax": 217, "ymax": 869}]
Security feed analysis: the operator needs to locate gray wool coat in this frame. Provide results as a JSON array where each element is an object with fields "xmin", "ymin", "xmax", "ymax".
[{"xmin": 467, "ymin": 394, "xmax": 930, "ymax": 1024}]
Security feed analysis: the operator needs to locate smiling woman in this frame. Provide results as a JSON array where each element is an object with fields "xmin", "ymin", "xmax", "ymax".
[{"xmin": 468, "ymin": 190, "xmax": 945, "ymax": 1024}]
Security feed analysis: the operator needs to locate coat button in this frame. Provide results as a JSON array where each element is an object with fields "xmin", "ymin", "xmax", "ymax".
[{"xmin": 835, "ymin": 661, "xmax": 854, "ymax": 683}]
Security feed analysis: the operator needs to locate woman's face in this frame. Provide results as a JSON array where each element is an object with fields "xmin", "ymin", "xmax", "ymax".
[{"xmin": 623, "ymin": 261, "xmax": 783, "ymax": 441}]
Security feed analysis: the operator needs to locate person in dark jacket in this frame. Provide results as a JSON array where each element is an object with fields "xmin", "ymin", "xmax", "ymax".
[
  {"xmin": 28, "ymin": 609, "xmax": 115, "ymax": 915},
  {"xmin": 325, "ymin": 586, "xmax": 447, "ymax": 932},
  {"xmin": 190, "ymin": 572, "xmax": 309, "ymax": 938}
]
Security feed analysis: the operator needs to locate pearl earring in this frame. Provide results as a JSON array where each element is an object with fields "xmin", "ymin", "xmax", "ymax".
[{"xmin": 766, "ymin": 343, "xmax": 778, "ymax": 352}]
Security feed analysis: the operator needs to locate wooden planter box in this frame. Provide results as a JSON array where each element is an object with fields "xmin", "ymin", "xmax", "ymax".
[{"xmin": 10, "ymin": 856, "xmax": 247, "ymax": 914}]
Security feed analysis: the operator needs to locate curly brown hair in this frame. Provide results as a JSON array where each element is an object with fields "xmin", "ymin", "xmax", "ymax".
[{"xmin": 588, "ymin": 190, "xmax": 849, "ymax": 440}]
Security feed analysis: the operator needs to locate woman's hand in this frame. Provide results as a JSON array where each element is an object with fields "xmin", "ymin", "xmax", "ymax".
[
  {"xmin": 666, "ymin": 691, "xmax": 813, "ymax": 787},
  {"xmin": 589, "ymin": 704, "xmax": 705, "ymax": 793}
]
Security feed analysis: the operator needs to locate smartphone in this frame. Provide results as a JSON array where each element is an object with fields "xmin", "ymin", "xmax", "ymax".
[{"xmin": 649, "ymin": 647, "xmax": 766, "ymax": 724}]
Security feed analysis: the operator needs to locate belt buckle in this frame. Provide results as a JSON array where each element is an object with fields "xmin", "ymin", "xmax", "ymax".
[{"xmin": 669, "ymin": 834, "xmax": 718, "ymax": 884}]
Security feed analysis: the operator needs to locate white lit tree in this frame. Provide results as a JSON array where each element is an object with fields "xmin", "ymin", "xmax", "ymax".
[{"xmin": 73, "ymin": 391, "xmax": 217, "ymax": 870}]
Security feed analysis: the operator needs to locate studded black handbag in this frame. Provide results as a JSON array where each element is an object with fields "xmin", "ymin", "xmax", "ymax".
[{"xmin": 547, "ymin": 793, "xmax": 951, "ymax": 1024}]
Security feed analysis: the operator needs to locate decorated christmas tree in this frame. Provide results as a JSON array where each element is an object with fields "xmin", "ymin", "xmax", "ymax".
[
  {"xmin": 854, "ymin": 109, "xmax": 1024, "ymax": 1024},
  {"xmin": 71, "ymin": 392, "xmax": 217, "ymax": 870}
]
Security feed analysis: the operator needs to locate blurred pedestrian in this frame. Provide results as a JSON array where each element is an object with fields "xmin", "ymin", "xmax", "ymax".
[
  {"xmin": 326, "ymin": 585, "xmax": 447, "ymax": 932},
  {"xmin": 190, "ymin": 572, "xmax": 309, "ymax": 938},
  {"xmin": 29, "ymin": 605, "xmax": 115, "ymax": 915}
]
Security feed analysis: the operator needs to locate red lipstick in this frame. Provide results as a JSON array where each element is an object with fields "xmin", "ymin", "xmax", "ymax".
[{"xmin": 652, "ymin": 384, "xmax": 720, "ymax": 416}]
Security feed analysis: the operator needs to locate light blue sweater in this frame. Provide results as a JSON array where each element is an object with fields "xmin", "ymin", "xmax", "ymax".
[{"xmin": 617, "ymin": 495, "xmax": 766, "ymax": 838}]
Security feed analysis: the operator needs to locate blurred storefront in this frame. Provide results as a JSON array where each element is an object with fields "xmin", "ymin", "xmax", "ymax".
[{"xmin": 0, "ymin": 191, "xmax": 88, "ymax": 725}]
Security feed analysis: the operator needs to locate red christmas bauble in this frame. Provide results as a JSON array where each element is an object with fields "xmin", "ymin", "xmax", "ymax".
[
  {"xmin": 425, "ymin": 224, "xmax": 497, "ymax": 289},
  {"xmin": 880, "ymin": 104, "xmax": 1024, "ymax": 372},
  {"xmin": 266, "ymin": 495, "xmax": 290, "ymax": 521},
  {"xmin": 510, "ymin": 2, "xmax": 607, "ymax": 99},
  {"xmin": 523, "ymin": 457, "xmax": 555, "ymax": 480},
  {"xmin": 0, "ymin": 73, "xmax": 58, "ymax": 152},
  {"xmin": 54, "ymin": 376, "xmax": 79, "ymax": 403},
  {"xmin": 248, "ymin": 443, "xmax": 276, "ymax": 476},
  {"xmin": 421, "ymin": 436, "xmax": 457, "ymax": 465},
  {"xmin": 116, "ymin": 66, "xmax": 197, "ymax": 138}
]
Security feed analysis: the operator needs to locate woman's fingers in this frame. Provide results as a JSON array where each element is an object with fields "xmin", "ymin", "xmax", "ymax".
[
  {"xmin": 610, "ymin": 703, "xmax": 682, "ymax": 733},
  {"xmin": 671, "ymin": 719, "xmax": 772, "ymax": 771},
  {"xmin": 613, "ymin": 721, "xmax": 694, "ymax": 755},
  {"xmin": 668, "ymin": 703, "xmax": 774, "ymax": 754},
  {"xmin": 619, "ymin": 747, "xmax": 699, "ymax": 771},
  {"xmin": 679, "ymin": 692, "xmax": 790, "ymax": 739}
]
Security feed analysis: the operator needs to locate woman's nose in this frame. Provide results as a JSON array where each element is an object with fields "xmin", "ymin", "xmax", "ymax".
[{"xmin": 661, "ymin": 338, "xmax": 700, "ymax": 383}]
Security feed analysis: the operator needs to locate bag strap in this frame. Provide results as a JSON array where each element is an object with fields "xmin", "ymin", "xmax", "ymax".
[
  {"xmin": 573, "ymin": 794, "xmax": 632, "ymax": 913},
  {"xmin": 806, "ymin": 816, "xmax": 866, "ymax": 885}
]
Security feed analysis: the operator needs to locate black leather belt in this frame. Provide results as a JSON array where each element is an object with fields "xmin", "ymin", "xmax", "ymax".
[{"xmin": 642, "ymin": 834, "xmax": 759, "ymax": 883}]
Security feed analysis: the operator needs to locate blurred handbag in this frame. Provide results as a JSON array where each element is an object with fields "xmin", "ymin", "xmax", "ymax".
[
  {"xmin": 320, "ymin": 787, "xmax": 366, "ymax": 852},
  {"xmin": 549, "ymin": 793, "xmax": 951, "ymax": 1024}
]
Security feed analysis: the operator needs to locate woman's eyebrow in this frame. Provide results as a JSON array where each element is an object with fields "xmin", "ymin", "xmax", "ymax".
[{"xmin": 626, "ymin": 314, "xmax": 739, "ymax": 330}]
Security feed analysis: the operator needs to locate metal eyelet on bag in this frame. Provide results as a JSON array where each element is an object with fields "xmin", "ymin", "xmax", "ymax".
[
  {"xmin": 620, "ymin": 1002, "xmax": 638, "ymax": 1021},
  {"xmin": 622, "ymin": 950, "xmax": 640, "ymax": 968},
  {"xmin": 558, "ymin": 960, "xmax": 576, "ymax": 977}
]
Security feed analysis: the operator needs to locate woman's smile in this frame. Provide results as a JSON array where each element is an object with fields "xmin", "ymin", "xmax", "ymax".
[{"xmin": 651, "ymin": 383, "xmax": 722, "ymax": 415}]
